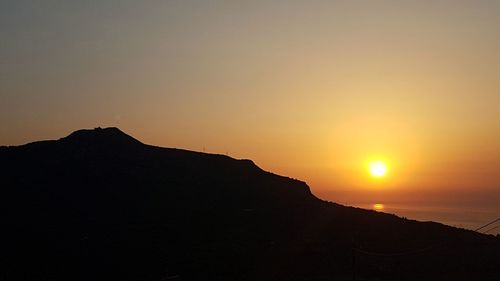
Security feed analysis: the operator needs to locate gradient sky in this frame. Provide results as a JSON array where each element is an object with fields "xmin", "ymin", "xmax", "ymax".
[{"xmin": 1, "ymin": 1, "xmax": 499, "ymax": 206}]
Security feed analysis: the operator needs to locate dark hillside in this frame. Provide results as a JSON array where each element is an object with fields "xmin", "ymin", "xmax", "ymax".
[{"xmin": 1, "ymin": 127, "xmax": 499, "ymax": 281}]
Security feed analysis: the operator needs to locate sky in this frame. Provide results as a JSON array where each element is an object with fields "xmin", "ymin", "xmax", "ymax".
[{"xmin": 1, "ymin": 1, "xmax": 500, "ymax": 209}]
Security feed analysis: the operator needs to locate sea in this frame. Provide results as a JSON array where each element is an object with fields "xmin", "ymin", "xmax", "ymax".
[{"xmin": 350, "ymin": 202, "xmax": 500, "ymax": 235}]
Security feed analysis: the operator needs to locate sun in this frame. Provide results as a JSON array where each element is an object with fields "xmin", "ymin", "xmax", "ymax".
[{"xmin": 369, "ymin": 161, "xmax": 388, "ymax": 178}]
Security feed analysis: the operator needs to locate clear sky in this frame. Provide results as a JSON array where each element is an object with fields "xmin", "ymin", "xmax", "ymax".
[{"xmin": 1, "ymin": 1, "xmax": 499, "ymax": 206}]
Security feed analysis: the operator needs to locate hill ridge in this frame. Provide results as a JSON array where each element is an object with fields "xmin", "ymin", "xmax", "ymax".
[{"xmin": 1, "ymin": 127, "xmax": 499, "ymax": 281}]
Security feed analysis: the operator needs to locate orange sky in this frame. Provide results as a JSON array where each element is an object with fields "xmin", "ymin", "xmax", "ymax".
[{"xmin": 1, "ymin": 1, "xmax": 499, "ymax": 206}]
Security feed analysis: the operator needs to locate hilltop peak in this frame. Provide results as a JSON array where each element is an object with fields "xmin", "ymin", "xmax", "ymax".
[{"xmin": 61, "ymin": 127, "xmax": 142, "ymax": 146}]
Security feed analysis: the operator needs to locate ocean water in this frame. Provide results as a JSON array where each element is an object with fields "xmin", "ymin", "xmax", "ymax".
[{"xmin": 351, "ymin": 202, "xmax": 500, "ymax": 235}]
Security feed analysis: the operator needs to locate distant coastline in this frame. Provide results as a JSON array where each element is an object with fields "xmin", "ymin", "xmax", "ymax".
[{"xmin": 351, "ymin": 202, "xmax": 500, "ymax": 235}]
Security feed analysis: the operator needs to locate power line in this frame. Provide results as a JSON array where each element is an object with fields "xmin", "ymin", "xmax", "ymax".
[
  {"xmin": 483, "ymin": 224, "xmax": 500, "ymax": 234},
  {"xmin": 475, "ymin": 217, "xmax": 500, "ymax": 232},
  {"xmin": 353, "ymin": 218, "xmax": 500, "ymax": 258}
]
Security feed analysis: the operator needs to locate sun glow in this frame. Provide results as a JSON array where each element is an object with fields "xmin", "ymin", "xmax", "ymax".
[{"xmin": 369, "ymin": 161, "xmax": 388, "ymax": 178}]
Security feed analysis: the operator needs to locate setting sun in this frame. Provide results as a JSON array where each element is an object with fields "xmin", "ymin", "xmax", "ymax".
[{"xmin": 369, "ymin": 161, "xmax": 388, "ymax": 178}]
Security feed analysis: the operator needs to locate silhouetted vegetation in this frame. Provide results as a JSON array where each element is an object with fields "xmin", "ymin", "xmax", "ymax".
[{"xmin": 1, "ymin": 127, "xmax": 499, "ymax": 280}]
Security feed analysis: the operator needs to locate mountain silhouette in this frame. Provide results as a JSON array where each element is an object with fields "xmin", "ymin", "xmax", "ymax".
[{"xmin": 1, "ymin": 127, "xmax": 499, "ymax": 281}]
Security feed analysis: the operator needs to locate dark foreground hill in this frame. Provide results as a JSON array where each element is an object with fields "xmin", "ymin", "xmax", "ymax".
[{"xmin": 1, "ymin": 127, "xmax": 499, "ymax": 281}]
